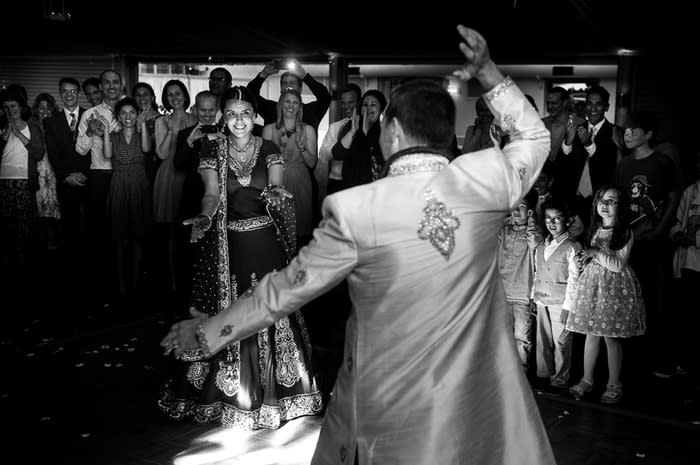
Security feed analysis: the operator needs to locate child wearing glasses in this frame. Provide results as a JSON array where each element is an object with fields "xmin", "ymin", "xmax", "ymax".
[
  {"xmin": 531, "ymin": 195, "xmax": 581, "ymax": 395},
  {"xmin": 497, "ymin": 189, "xmax": 543, "ymax": 375},
  {"xmin": 566, "ymin": 186, "xmax": 645, "ymax": 403}
]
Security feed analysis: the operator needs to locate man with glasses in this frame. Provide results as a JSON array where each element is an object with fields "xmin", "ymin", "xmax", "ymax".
[{"xmin": 44, "ymin": 77, "xmax": 89, "ymax": 261}]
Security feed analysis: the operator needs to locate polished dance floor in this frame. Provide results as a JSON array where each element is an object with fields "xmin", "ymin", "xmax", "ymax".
[{"xmin": 2, "ymin": 258, "xmax": 700, "ymax": 465}]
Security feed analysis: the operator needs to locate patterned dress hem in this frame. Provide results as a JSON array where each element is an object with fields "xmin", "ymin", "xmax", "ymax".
[{"xmin": 158, "ymin": 388, "xmax": 323, "ymax": 430}]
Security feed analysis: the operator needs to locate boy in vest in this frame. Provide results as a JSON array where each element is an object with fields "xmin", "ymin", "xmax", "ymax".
[{"xmin": 532, "ymin": 196, "xmax": 582, "ymax": 394}]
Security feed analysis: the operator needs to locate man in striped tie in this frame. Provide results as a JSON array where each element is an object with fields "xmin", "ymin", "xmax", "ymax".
[{"xmin": 44, "ymin": 77, "xmax": 89, "ymax": 265}]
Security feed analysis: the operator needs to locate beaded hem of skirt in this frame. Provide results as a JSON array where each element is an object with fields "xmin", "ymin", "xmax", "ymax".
[{"xmin": 158, "ymin": 388, "xmax": 323, "ymax": 430}]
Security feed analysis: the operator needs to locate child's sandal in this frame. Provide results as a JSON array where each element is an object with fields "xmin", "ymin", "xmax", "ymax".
[
  {"xmin": 568, "ymin": 379, "xmax": 593, "ymax": 398},
  {"xmin": 600, "ymin": 383, "xmax": 623, "ymax": 404}
]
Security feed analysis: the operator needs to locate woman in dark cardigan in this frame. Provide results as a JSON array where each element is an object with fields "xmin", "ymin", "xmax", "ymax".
[{"xmin": 331, "ymin": 89, "xmax": 387, "ymax": 191}]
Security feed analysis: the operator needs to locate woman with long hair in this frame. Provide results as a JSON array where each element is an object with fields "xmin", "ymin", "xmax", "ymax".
[
  {"xmin": 31, "ymin": 92, "xmax": 61, "ymax": 249},
  {"xmin": 262, "ymin": 89, "xmax": 317, "ymax": 246}
]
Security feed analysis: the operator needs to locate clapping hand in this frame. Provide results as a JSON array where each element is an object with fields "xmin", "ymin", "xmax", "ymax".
[
  {"xmin": 361, "ymin": 106, "xmax": 371, "ymax": 135},
  {"xmin": 577, "ymin": 126, "xmax": 593, "ymax": 146},
  {"xmin": 565, "ymin": 114, "xmax": 578, "ymax": 145},
  {"xmin": 136, "ymin": 111, "xmax": 148, "ymax": 133},
  {"xmin": 87, "ymin": 114, "xmax": 105, "ymax": 137},
  {"xmin": 351, "ymin": 107, "xmax": 360, "ymax": 134},
  {"xmin": 164, "ymin": 114, "xmax": 175, "ymax": 132},
  {"xmin": 8, "ymin": 118, "xmax": 26, "ymax": 137},
  {"xmin": 183, "ymin": 214, "xmax": 213, "ymax": 243}
]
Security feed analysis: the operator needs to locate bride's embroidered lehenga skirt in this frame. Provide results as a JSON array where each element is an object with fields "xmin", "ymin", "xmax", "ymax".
[{"xmin": 158, "ymin": 218, "xmax": 322, "ymax": 429}]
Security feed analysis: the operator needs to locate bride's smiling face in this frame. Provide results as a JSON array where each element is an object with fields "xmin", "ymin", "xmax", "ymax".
[{"xmin": 224, "ymin": 99, "xmax": 255, "ymax": 138}]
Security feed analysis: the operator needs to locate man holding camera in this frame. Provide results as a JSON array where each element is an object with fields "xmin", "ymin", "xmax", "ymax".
[
  {"xmin": 173, "ymin": 90, "xmax": 220, "ymax": 222},
  {"xmin": 246, "ymin": 58, "xmax": 331, "ymax": 132},
  {"xmin": 171, "ymin": 90, "xmax": 220, "ymax": 302}
]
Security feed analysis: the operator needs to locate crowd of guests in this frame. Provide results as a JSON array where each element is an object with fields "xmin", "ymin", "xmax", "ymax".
[
  {"xmin": 0, "ymin": 63, "xmax": 397, "ymax": 429},
  {"xmin": 494, "ymin": 85, "xmax": 699, "ymax": 405},
  {"xmin": 1, "ymin": 63, "xmax": 699, "ymax": 430}
]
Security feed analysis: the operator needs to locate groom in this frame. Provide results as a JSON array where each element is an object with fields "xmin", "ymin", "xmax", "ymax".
[{"xmin": 163, "ymin": 25, "xmax": 555, "ymax": 465}]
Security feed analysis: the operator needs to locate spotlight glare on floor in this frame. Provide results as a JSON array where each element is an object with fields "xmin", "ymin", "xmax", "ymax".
[{"xmin": 173, "ymin": 416, "xmax": 323, "ymax": 465}]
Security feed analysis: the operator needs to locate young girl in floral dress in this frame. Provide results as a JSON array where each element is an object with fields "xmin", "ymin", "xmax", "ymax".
[{"xmin": 566, "ymin": 186, "xmax": 646, "ymax": 404}]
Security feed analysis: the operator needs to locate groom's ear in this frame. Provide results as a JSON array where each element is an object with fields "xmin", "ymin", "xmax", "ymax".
[{"xmin": 382, "ymin": 117, "xmax": 404, "ymax": 155}]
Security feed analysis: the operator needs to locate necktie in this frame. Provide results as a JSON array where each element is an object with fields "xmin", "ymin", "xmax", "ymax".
[
  {"xmin": 589, "ymin": 125, "xmax": 598, "ymax": 141},
  {"xmin": 69, "ymin": 112, "xmax": 77, "ymax": 131},
  {"xmin": 577, "ymin": 125, "xmax": 596, "ymax": 198}
]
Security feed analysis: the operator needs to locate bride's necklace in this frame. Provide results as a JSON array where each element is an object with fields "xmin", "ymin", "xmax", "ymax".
[
  {"xmin": 228, "ymin": 137, "xmax": 258, "ymax": 187},
  {"xmin": 232, "ymin": 137, "xmax": 253, "ymax": 154}
]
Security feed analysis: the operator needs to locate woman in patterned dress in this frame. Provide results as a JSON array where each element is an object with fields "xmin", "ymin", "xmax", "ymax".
[
  {"xmin": 158, "ymin": 86, "xmax": 322, "ymax": 429},
  {"xmin": 131, "ymin": 82, "xmax": 162, "ymax": 185},
  {"xmin": 566, "ymin": 186, "xmax": 645, "ymax": 404},
  {"xmin": 99, "ymin": 97, "xmax": 152, "ymax": 297}
]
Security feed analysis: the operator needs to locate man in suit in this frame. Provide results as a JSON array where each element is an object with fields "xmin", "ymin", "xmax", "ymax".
[
  {"xmin": 44, "ymin": 77, "xmax": 89, "ymax": 258},
  {"xmin": 172, "ymin": 90, "xmax": 220, "ymax": 305},
  {"xmin": 174, "ymin": 90, "xmax": 219, "ymax": 222},
  {"xmin": 542, "ymin": 86, "xmax": 586, "ymax": 165},
  {"xmin": 163, "ymin": 26, "xmax": 555, "ymax": 465},
  {"xmin": 558, "ymin": 85, "xmax": 623, "ymax": 225}
]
